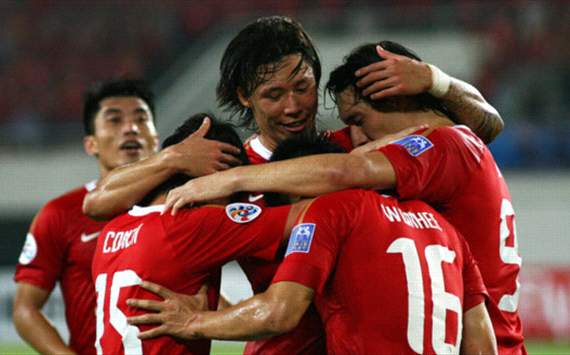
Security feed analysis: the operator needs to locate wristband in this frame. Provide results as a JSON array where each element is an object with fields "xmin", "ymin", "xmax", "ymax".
[{"xmin": 427, "ymin": 64, "xmax": 451, "ymax": 98}]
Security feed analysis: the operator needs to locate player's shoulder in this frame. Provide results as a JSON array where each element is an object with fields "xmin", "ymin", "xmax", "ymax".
[
  {"xmin": 314, "ymin": 189, "xmax": 377, "ymax": 207},
  {"xmin": 428, "ymin": 125, "xmax": 484, "ymax": 145},
  {"xmin": 41, "ymin": 183, "xmax": 90, "ymax": 215}
]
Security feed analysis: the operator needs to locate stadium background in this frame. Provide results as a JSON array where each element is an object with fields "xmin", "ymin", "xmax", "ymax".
[{"xmin": 0, "ymin": 1, "xmax": 568, "ymax": 353}]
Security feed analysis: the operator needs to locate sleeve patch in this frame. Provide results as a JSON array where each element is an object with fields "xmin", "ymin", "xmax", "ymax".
[
  {"xmin": 392, "ymin": 135, "xmax": 434, "ymax": 157},
  {"xmin": 285, "ymin": 223, "xmax": 315, "ymax": 256},
  {"xmin": 19, "ymin": 233, "xmax": 38, "ymax": 265},
  {"xmin": 225, "ymin": 203, "xmax": 262, "ymax": 223}
]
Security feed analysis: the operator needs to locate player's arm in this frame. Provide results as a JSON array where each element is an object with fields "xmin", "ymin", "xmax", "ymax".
[
  {"xmin": 356, "ymin": 45, "xmax": 503, "ymax": 144},
  {"xmin": 461, "ymin": 302, "xmax": 497, "ymax": 354},
  {"xmin": 165, "ymin": 152, "xmax": 395, "ymax": 214},
  {"xmin": 83, "ymin": 117, "xmax": 242, "ymax": 220},
  {"xmin": 13, "ymin": 282, "xmax": 76, "ymax": 355},
  {"xmin": 127, "ymin": 281, "xmax": 313, "ymax": 341}
]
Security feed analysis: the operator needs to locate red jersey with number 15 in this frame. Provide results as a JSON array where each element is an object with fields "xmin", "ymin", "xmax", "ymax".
[
  {"xmin": 91, "ymin": 203, "xmax": 290, "ymax": 355},
  {"xmin": 273, "ymin": 189, "xmax": 488, "ymax": 354},
  {"xmin": 380, "ymin": 125, "xmax": 524, "ymax": 354}
]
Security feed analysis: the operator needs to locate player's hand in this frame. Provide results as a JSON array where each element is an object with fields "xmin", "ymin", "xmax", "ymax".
[
  {"xmin": 355, "ymin": 45, "xmax": 432, "ymax": 100},
  {"xmin": 162, "ymin": 117, "xmax": 242, "ymax": 176},
  {"xmin": 126, "ymin": 281, "xmax": 209, "ymax": 340},
  {"xmin": 164, "ymin": 172, "xmax": 235, "ymax": 215},
  {"xmin": 350, "ymin": 125, "xmax": 428, "ymax": 155}
]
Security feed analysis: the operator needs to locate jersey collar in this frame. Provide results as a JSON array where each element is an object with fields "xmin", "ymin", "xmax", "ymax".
[
  {"xmin": 250, "ymin": 135, "xmax": 273, "ymax": 161},
  {"xmin": 128, "ymin": 204, "xmax": 165, "ymax": 216}
]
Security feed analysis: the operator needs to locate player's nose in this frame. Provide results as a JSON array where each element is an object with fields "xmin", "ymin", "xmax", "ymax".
[{"xmin": 350, "ymin": 125, "xmax": 370, "ymax": 147}]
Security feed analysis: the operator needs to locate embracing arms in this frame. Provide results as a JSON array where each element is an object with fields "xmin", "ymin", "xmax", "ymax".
[
  {"xmin": 83, "ymin": 117, "xmax": 242, "ymax": 220},
  {"xmin": 356, "ymin": 45, "xmax": 503, "ymax": 144},
  {"xmin": 127, "ymin": 281, "xmax": 313, "ymax": 341},
  {"xmin": 165, "ymin": 151, "xmax": 396, "ymax": 214}
]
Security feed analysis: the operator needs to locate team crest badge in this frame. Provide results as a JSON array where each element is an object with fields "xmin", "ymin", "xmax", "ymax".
[
  {"xmin": 285, "ymin": 223, "xmax": 316, "ymax": 256},
  {"xmin": 393, "ymin": 135, "xmax": 434, "ymax": 157},
  {"xmin": 225, "ymin": 203, "xmax": 262, "ymax": 223},
  {"xmin": 19, "ymin": 233, "xmax": 38, "ymax": 265}
]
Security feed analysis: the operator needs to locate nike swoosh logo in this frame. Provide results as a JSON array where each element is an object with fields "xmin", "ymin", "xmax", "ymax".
[
  {"xmin": 80, "ymin": 231, "xmax": 100, "ymax": 243},
  {"xmin": 248, "ymin": 194, "xmax": 264, "ymax": 203}
]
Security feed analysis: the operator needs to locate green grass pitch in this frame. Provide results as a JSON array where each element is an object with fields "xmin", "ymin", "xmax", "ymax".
[{"xmin": 1, "ymin": 340, "xmax": 569, "ymax": 354}]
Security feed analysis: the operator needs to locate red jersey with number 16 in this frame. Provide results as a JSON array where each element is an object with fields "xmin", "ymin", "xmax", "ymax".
[
  {"xmin": 273, "ymin": 189, "xmax": 488, "ymax": 354},
  {"xmin": 380, "ymin": 125, "xmax": 524, "ymax": 354},
  {"xmin": 92, "ymin": 203, "xmax": 290, "ymax": 355}
]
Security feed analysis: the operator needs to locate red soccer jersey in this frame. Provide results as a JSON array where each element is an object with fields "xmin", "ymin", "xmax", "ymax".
[
  {"xmin": 91, "ymin": 202, "xmax": 290, "ymax": 355},
  {"xmin": 243, "ymin": 135, "xmax": 272, "ymax": 165},
  {"xmin": 241, "ymin": 133, "xmax": 330, "ymax": 355},
  {"xmin": 14, "ymin": 181, "xmax": 106, "ymax": 355},
  {"xmin": 380, "ymin": 125, "xmax": 525, "ymax": 353},
  {"xmin": 273, "ymin": 189, "xmax": 488, "ymax": 354},
  {"xmin": 323, "ymin": 126, "xmax": 354, "ymax": 152}
]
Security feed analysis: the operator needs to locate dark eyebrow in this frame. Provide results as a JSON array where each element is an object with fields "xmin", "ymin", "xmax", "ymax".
[
  {"xmin": 133, "ymin": 107, "xmax": 149, "ymax": 114},
  {"xmin": 102, "ymin": 108, "xmax": 122, "ymax": 116}
]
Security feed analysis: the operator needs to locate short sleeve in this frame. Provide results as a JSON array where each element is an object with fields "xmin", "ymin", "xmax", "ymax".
[
  {"xmin": 379, "ymin": 127, "xmax": 480, "ymax": 204},
  {"xmin": 14, "ymin": 202, "xmax": 66, "ymax": 291},
  {"xmin": 166, "ymin": 204, "xmax": 292, "ymax": 272},
  {"xmin": 272, "ymin": 191, "xmax": 359, "ymax": 293}
]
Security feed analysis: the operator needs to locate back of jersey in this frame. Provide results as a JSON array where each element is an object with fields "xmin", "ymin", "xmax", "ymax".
[
  {"xmin": 92, "ymin": 202, "xmax": 289, "ymax": 355},
  {"xmin": 91, "ymin": 205, "xmax": 220, "ymax": 355},
  {"xmin": 275, "ymin": 190, "xmax": 486, "ymax": 354}
]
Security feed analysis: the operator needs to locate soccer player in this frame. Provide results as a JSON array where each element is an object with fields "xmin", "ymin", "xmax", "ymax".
[
  {"xmin": 83, "ymin": 16, "xmax": 504, "ymax": 217},
  {"xmin": 12, "ymin": 79, "xmax": 159, "ymax": 354},
  {"xmin": 83, "ymin": 17, "xmax": 507, "ymax": 354},
  {"xmin": 217, "ymin": 16, "xmax": 502, "ymax": 166},
  {"xmin": 12, "ymin": 80, "xmax": 236, "ymax": 355},
  {"xmin": 91, "ymin": 114, "xmax": 308, "ymax": 354},
  {"xmin": 127, "ymin": 186, "xmax": 497, "ymax": 354},
  {"xmin": 164, "ymin": 41, "xmax": 526, "ymax": 354}
]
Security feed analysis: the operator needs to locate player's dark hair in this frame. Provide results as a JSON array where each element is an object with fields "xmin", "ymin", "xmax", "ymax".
[
  {"xmin": 139, "ymin": 113, "xmax": 248, "ymax": 206},
  {"xmin": 264, "ymin": 134, "xmax": 346, "ymax": 207},
  {"xmin": 326, "ymin": 41, "xmax": 455, "ymax": 119},
  {"xmin": 83, "ymin": 78, "xmax": 156, "ymax": 135},
  {"xmin": 217, "ymin": 16, "xmax": 321, "ymax": 127}
]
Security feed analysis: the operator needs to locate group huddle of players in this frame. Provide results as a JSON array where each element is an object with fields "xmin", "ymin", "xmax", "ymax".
[{"xmin": 13, "ymin": 16, "xmax": 525, "ymax": 355}]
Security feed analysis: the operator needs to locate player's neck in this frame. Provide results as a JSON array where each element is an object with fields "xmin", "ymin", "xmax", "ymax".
[
  {"xmin": 150, "ymin": 194, "xmax": 167, "ymax": 206},
  {"xmin": 149, "ymin": 194, "xmax": 230, "ymax": 208}
]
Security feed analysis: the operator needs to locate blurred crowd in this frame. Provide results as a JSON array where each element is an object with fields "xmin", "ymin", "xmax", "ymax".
[{"xmin": 0, "ymin": 0, "xmax": 568, "ymax": 167}]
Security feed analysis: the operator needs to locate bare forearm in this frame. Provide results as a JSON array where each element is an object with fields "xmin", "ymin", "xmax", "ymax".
[
  {"xmin": 83, "ymin": 152, "xmax": 175, "ymax": 220},
  {"xmin": 193, "ymin": 296, "xmax": 287, "ymax": 340},
  {"xmin": 461, "ymin": 303, "xmax": 497, "ymax": 354},
  {"xmin": 13, "ymin": 306, "xmax": 75, "ymax": 355},
  {"xmin": 233, "ymin": 153, "xmax": 392, "ymax": 196},
  {"xmin": 443, "ymin": 79, "xmax": 503, "ymax": 144}
]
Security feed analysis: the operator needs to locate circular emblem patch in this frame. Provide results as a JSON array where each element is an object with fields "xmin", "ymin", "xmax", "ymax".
[
  {"xmin": 19, "ymin": 233, "xmax": 38, "ymax": 265},
  {"xmin": 225, "ymin": 203, "xmax": 262, "ymax": 224}
]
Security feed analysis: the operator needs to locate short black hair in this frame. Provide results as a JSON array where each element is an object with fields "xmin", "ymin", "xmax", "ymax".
[
  {"xmin": 83, "ymin": 78, "xmax": 156, "ymax": 135},
  {"xmin": 139, "ymin": 112, "xmax": 248, "ymax": 205},
  {"xmin": 264, "ymin": 134, "xmax": 346, "ymax": 207},
  {"xmin": 217, "ymin": 16, "xmax": 321, "ymax": 127},
  {"xmin": 326, "ymin": 41, "xmax": 455, "ymax": 118}
]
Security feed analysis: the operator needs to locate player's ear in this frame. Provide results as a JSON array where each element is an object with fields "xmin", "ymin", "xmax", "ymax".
[
  {"xmin": 237, "ymin": 88, "xmax": 251, "ymax": 108},
  {"xmin": 83, "ymin": 135, "xmax": 99, "ymax": 157}
]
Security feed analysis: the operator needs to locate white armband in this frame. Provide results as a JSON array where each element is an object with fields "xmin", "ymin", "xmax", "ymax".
[{"xmin": 427, "ymin": 64, "xmax": 451, "ymax": 98}]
